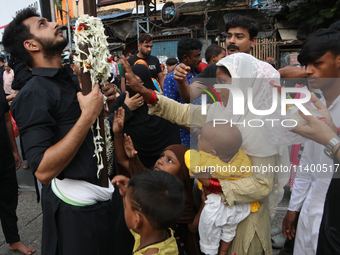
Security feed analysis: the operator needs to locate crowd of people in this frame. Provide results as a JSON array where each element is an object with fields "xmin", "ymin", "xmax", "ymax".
[{"xmin": 1, "ymin": 6, "xmax": 340, "ymax": 255}]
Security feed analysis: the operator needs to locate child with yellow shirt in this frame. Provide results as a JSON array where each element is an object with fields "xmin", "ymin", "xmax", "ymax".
[
  {"xmin": 185, "ymin": 121, "xmax": 260, "ymax": 255},
  {"xmin": 112, "ymin": 171, "xmax": 184, "ymax": 255}
]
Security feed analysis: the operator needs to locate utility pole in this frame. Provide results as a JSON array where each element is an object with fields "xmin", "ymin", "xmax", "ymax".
[{"xmin": 50, "ymin": 0, "xmax": 56, "ymax": 22}]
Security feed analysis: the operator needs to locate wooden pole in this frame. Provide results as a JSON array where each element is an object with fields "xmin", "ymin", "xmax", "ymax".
[
  {"xmin": 81, "ymin": 0, "xmax": 108, "ymax": 188},
  {"xmin": 83, "ymin": 0, "xmax": 97, "ymax": 17}
]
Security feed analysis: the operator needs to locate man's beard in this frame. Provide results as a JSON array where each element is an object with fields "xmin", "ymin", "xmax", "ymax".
[
  {"xmin": 34, "ymin": 32, "xmax": 68, "ymax": 59},
  {"xmin": 140, "ymin": 49, "xmax": 151, "ymax": 57}
]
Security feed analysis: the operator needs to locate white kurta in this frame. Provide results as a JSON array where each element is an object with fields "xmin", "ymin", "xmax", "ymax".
[{"xmin": 289, "ymin": 95, "xmax": 340, "ymax": 255}]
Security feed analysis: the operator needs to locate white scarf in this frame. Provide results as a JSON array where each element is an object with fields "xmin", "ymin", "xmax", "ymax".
[{"xmin": 206, "ymin": 53, "xmax": 281, "ymax": 157}]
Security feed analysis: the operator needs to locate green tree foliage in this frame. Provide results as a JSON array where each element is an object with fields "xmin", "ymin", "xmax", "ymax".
[{"xmin": 284, "ymin": 0, "xmax": 340, "ymax": 29}]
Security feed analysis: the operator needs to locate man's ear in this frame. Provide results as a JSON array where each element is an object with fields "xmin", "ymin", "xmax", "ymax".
[
  {"xmin": 250, "ymin": 37, "xmax": 257, "ymax": 48},
  {"xmin": 182, "ymin": 54, "xmax": 188, "ymax": 65},
  {"xmin": 23, "ymin": 39, "xmax": 40, "ymax": 52}
]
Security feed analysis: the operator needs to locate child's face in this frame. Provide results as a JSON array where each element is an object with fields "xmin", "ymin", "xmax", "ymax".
[
  {"xmin": 154, "ymin": 150, "xmax": 181, "ymax": 175},
  {"xmin": 167, "ymin": 64, "xmax": 176, "ymax": 74}
]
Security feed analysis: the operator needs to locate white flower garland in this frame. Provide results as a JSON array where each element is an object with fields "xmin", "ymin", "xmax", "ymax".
[{"xmin": 73, "ymin": 15, "xmax": 112, "ymax": 178}]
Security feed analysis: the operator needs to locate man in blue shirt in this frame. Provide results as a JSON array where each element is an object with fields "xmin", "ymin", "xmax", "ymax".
[{"xmin": 163, "ymin": 38, "xmax": 202, "ymax": 148}]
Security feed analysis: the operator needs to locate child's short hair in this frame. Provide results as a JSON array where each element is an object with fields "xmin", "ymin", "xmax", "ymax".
[
  {"xmin": 166, "ymin": 58, "xmax": 178, "ymax": 66},
  {"xmin": 128, "ymin": 171, "xmax": 184, "ymax": 230}
]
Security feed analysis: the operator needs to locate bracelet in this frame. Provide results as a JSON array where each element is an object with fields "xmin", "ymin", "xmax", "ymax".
[
  {"xmin": 144, "ymin": 89, "xmax": 157, "ymax": 104},
  {"xmin": 206, "ymin": 178, "xmax": 221, "ymax": 194},
  {"xmin": 334, "ymin": 144, "xmax": 340, "ymax": 159}
]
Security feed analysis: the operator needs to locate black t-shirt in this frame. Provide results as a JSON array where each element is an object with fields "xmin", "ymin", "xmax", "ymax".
[
  {"xmin": 11, "ymin": 67, "xmax": 102, "ymax": 186},
  {"xmin": 123, "ymin": 54, "xmax": 162, "ymax": 80},
  {"xmin": 0, "ymin": 65, "xmax": 5, "ymax": 75},
  {"xmin": 0, "ymin": 88, "xmax": 15, "ymax": 172}
]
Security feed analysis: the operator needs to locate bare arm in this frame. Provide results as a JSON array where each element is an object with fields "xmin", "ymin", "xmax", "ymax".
[
  {"xmin": 35, "ymin": 85, "xmax": 104, "ymax": 185},
  {"xmin": 5, "ymin": 112, "xmax": 21, "ymax": 170},
  {"xmin": 279, "ymin": 65, "xmax": 307, "ymax": 78},
  {"xmin": 112, "ymin": 108, "xmax": 130, "ymax": 170},
  {"xmin": 121, "ymin": 76, "xmax": 126, "ymax": 93},
  {"xmin": 174, "ymin": 63, "xmax": 205, "ymax": 103},
  {"xmin": 188, "ymin": 188, "xmax": 206, "ymax": 233},
  {"xmin": 157, "ymin": 72, "xmax": 165, "ymax": 90},
  {"xmin": 121, "ymin": 56, "xmax": 153, "ymax": 102}
]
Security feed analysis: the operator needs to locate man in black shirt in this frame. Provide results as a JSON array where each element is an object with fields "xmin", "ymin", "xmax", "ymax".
[
  {"xmin": 3, "ymin": 8, "xmax": 115, "ymax": 255},
  {"xmin": 121, "ymin": 33, "xmax": 164, "ymax": 92},
  {"xmin": 0, "ymin": 87, "xmax": 35, "ymax": 255},
  {"xmin": 0, "ymin": 57, "xmax": 5, "ymax": 74}
]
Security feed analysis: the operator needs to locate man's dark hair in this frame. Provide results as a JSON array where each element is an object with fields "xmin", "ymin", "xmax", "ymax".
[
  {"xmin": 205, "ymin": 44, "xmax": 225, "ymax": 63},
  {"xmin": 225, "ymin": 15, "xmax": 259, "ymax": 40},
  {"xmin": 128, "ymin": 170, "xmax": 184, "ymax": 230},
  {"xmin": 166, "ymin": 58, "xmax": 178, "ymax": 66},
  {"xmin": 2, "ymin": 8, "xmax": 39, "ymax": 68},
  {"xmin": 0, "ymin": 57, "xmax": 4, "ymax": 63},
  {"xmin": 298, "ymin": 29, "xmax": 340, "ymax": 66},
  {"xmin": 126, "ymin": 50, "xmax": 135, "ymax": 57},
  {"xmin": 139, "ymin": 33, "xmax": 153, "ymax": 44},
  {"xmin": 177, "ymin": 38, "xmax": 202, "ymax": 62}
]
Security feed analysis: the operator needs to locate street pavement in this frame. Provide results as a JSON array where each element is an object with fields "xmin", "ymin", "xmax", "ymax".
[{"xmin": 0, "ymin": 138, "xmax": 290, "ymax": 255}]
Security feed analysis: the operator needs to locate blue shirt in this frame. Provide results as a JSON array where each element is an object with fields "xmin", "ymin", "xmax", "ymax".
[{"xmin": 163, "ymin": 68, "xmax": 200, "ymax": 145}]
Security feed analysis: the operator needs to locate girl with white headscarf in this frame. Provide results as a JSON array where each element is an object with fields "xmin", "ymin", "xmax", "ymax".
[{"xmin": 122, "ymin": 52, "xmax": 289, "ymax": 255}]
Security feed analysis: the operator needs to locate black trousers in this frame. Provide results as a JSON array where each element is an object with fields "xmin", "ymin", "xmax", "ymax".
[
  {"xmin": 317, "ymin": 178, "xmax": 340, "ymax": 254},
  {"xmin": 41, "ymin": 184, "xmax": 113, "ymax": 255},
  {"xmin": 0, "ymin": 165, "xmax": 20, "ymax": 244}
]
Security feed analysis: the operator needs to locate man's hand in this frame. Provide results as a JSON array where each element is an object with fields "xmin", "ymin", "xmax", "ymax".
[
  {"xmin": 6, "ymin": 94, "xmax": 16, "ymax": 105},
  {"xmin": 291, "ymin": 93, "xmax": 337, "ymax": 146},
  {"xmin": 197, "ymin": 178, "xmax": 210, "ymax": 187},
  {"xmin": 282, "ymin": 210, "xmax": 297, "ymax": 240},
  {"xmin": 123, "ymin": 134, "xmax": 137, "ymax": 159},
  {"xmin": 124, "ymin": 91, "xmax": 144, "ymax": 111},
  {"xmin": 121, "ymin": 56, "xmax": 143, "ymax": 93},
  {"xmin": 112, "ymin": 107, "xmax": 125, "ymax": 134},
  {"xmin": 173, "ymin": 63, "xmax": 190, "ymax": 84},
  {"xmin": 13, "ymin": 151, "xmax": 22, "ymax": 170},
  {"xmin": 102, "ymin": 81, "xmax": 116, "ymax": 110},
  {"xmin": 77, "ymin": 84, "xmax": 104, "ymax": 124},
  {"xmin": 308, "ymin": 93, "xmax": 336, "ymax": 131},
  {"xmin": 111, "ymin": 175, "xmax": 130, "ymax": 197}
]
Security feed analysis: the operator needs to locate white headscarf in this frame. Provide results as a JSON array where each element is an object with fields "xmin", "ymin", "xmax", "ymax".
[
  {"xmin": 206, "ymin": 53, "xmax": 289, "ymax": 219},
  {"xmin": 206, "ymin": 53, "xmax": 281, "ymax": 157}
]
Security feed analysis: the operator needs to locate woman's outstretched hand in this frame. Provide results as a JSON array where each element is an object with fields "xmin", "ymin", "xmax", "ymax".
[
  {"xmin": 112, "ymin": 107, "xmax": 125, "ymax": 134},
  {"xmin": 123, "ymin": 134, "xmax": 138, "ymax": 159}
]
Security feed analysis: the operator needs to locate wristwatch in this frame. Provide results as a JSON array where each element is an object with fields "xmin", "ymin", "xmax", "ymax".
[{"xmin": 324, "ymin": 136, "xmax": 340, "ymax": 159}]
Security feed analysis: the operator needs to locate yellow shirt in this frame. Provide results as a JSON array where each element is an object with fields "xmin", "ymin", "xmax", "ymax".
[
  {"xmin": 131, "ymin": 228, "xmax": 178, "ymax": 255},
  {"xmin": 185, "ymin": 149, "xmax": 259, "ymax": 212}
]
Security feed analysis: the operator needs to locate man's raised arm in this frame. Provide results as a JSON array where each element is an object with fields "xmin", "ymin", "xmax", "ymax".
[{"xmin": 35, "ymin": 85, "xmax": 103, "ymax": 185}]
